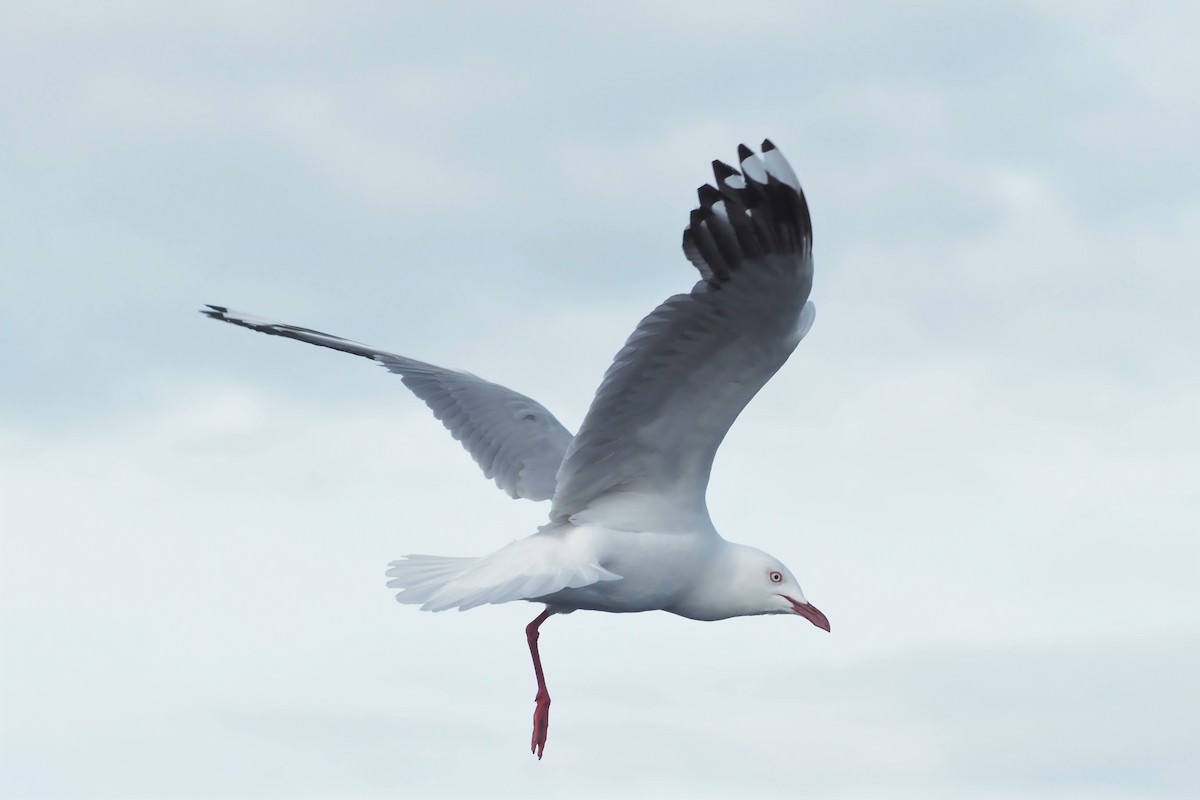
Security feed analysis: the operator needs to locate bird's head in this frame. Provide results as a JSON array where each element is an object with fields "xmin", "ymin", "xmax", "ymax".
[{"xmin": 675, "ymin": 543, "xmax": 830, "ymax": 629}]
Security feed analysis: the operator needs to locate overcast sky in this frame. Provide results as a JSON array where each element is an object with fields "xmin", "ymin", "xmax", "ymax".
[{"xmin": 2, "ymin": 2, "xmax": 1198, "ymax": 798}]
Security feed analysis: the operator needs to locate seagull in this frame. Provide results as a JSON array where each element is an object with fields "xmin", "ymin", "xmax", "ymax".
[{"xmin": 203, "ymin": 140, "xmax": 828, "ymax": 759}]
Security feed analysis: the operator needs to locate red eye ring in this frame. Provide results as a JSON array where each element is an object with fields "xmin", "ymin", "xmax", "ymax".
[{"xmin": 769, "ymin": 571, "xmax": 783, "ymax": 584}]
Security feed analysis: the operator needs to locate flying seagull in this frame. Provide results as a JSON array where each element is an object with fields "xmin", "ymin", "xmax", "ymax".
[{"xmin": 203, "ymin": 140, "xmax": 828, "ymax": 759}]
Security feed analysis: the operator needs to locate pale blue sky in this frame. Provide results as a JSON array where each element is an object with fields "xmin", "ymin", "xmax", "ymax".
[{"xmin": 2, "ymin": 2, "xmax": 1198, "ymax": 798}]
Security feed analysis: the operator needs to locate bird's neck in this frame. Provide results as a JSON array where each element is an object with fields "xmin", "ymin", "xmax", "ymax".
[{"xmin": 667, "ymin": 540, "xmax": 756, "ymax": 621}]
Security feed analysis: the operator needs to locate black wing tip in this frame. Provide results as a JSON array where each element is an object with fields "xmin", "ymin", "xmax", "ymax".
[
  {"xmin": 697, "ymin": 183, "xmax": 723, "ymax": 207},
  {"xmin": 712, "ymin": 159, "xmax": 739, "ymax": 180},
  {"xmin": 680, "ymin": 139, "xmax": 810, "ymax": 286},
  {"xmin": 201, "ymin": 304, "xmax": 228, "ymax": 319}
]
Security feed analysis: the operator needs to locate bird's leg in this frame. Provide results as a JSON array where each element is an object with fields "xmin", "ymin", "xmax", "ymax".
[{"xmin": 525, "ymin": 607, "xmax": 556, "ymax": 759}]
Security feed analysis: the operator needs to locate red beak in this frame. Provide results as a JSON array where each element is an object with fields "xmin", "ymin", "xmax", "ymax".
[{"xmin": 785, "ymin": 596, "xmax": 831, "ymax": 631}]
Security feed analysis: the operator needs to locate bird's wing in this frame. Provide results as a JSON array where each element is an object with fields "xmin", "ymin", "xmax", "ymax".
[
  {"xmin": 550, "ymin": 141, "xmax": 815, "ymax": 529},
  {"xmin": 201, "ymin": 306, "xmax": 573, "ymax": 501}
]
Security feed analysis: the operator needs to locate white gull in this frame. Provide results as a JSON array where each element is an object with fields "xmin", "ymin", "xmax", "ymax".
[{"xmin": 203, "ymin": 140, "xmax": 829, "ymax": 759}]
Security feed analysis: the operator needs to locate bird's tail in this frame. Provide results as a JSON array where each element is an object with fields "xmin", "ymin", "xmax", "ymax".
[
  {"xmin": 386, "ymin": 536, "xmax": 622, "ymax": 612},
  {"xmin": 385, "ymin": 555, "xmax": 481, "ymax": 609}
]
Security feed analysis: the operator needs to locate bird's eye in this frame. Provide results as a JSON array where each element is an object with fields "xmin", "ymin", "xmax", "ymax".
[{"xmin": 769, "ymin": 571, "xmax": 783, "ymax": 584}]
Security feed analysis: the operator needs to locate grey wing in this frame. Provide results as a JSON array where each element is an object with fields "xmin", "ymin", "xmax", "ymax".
[
  {"xmin": 550, "ymin": 141, "xmax": 815, "ymax": 527},
  {"xmin": 201, "ymin": 306, "xmax": 573, "ymax": 501}
]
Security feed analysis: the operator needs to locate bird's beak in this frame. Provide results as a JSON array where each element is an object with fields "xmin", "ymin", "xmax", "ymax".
[{"xmin": 784, "ymin": 596, "xmax": 830, "ymax": 631}]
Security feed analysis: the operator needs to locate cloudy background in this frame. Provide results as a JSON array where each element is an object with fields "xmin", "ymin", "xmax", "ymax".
[{"xmin": 2, "ymin": 2, "xmax": 1198, "ymax": 798}]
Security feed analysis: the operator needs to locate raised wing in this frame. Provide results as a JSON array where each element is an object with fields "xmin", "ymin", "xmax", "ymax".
[
  {"xmin": 201, "ymin": 306, "xmax": 573, "ymax": 501},
  {"xmin": 549, "ymin": 141, "xmax": 815, "ymax": 527}
]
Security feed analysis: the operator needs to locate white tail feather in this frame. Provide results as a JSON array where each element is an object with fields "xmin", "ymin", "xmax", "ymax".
[
  {"xmin": 386, "ymin": 555, "xmax": 479, "ymax": 605},
  {"xmin": 386, "ymin": 538, "xmax": 621, "ymax": 612}
]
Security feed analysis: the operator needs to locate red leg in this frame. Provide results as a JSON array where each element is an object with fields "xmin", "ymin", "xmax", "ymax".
[{"xmin": 525, "ymin": 608, "xmax": 555, "ymax": 759}]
